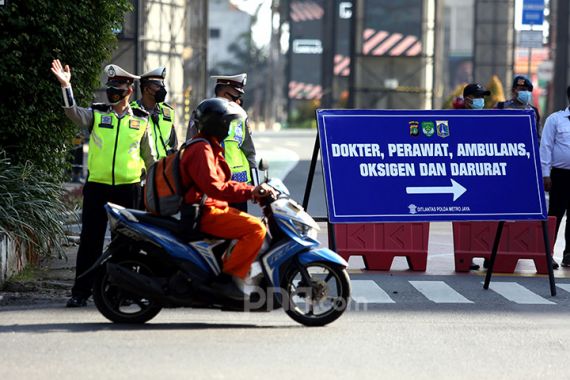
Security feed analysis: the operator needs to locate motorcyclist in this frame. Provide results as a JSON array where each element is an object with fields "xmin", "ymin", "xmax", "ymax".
[{"xmin": 179, "ymin": 98, "xmax": 275, "ymax": 300}]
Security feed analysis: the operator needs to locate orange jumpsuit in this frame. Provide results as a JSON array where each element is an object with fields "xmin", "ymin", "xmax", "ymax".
[{"xmin": 180, "ymin": 134, "xmax": 266, "ymax": 279}]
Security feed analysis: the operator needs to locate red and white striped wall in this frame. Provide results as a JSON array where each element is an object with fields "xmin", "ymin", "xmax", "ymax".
[
  {"xmin": 290, "ymin": 1, "xmax": 324, "ymax": 22},
  {"xmin": 289, "ymin": 81, "xmax": 323, "ymax": 100}
]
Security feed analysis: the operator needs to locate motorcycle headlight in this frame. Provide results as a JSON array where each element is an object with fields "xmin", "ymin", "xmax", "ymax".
[{"xmin": 291, "ymin": 220, "xmax": 319, "ymax": 240}]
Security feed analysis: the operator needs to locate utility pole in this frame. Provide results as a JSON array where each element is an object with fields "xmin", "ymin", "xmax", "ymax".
[
  {"xmin": 321, "ymin": 0, "xmax": 336, "ymax": 109},
  {"xmin": 185, "ymin": 0, "xmax": 208, "ymax": 129},
  {"xmin": 347, "ymin": 0, "xmax": 364, "ymax": 108},
  {"xmin": 264, "ymin": 0, "xmax": 280, "ymax": 130},
  {"xmin": 552, "ymin": 0, "xmax": 569, "ymax": 112}
]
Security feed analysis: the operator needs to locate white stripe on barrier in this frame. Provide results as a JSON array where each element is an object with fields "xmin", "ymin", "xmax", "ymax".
[
  {"xmin": 486, "ymin": 282, "xmax": 555, "ymax": 305},
  {"xmin": 350, "ymin": 280, "xmax": 395, "ymax": 303},
  {"xmin": 410, "ymin": 281, "xmax": 473, "ymax": 303}
]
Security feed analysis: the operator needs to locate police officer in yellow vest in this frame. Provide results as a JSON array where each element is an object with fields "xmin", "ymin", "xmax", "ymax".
[
  {"xmin": 186, "ymin": 73, "xmax": 256, "ymax": 212},
  {"xmin": 131, "ymin": 67, "xmax": 178, "ymax": 159},
  {"xmin": 50, "ymin": 59, "xmax": 155, "ymax": 307}
]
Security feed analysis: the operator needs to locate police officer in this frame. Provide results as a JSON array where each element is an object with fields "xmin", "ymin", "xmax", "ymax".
[
  {"xmin": 187, "ymin": 74, "xmax": 256, "ymax": 212},
  {"xmin": 496, "ymin": 76, "xmax": 541, "ymax": 135},
  {"xmin": 51, "ymin": 59, "xmax": 155, "ymax": 307},
  {"xmin": 131, "ymin": 67, "xmax": 178, "ymax": 159}
]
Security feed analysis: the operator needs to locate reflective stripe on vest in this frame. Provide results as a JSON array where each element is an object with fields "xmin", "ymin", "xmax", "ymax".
[
  {"xmin": 131, "ymin": 101, "xmax": 174, "ymax": 159},
  {"xmin": 88, "ymin": 110, "xmax": 148, "ymax": 185},
  {"xmin": 222, "ymin": 117, "xmax": 251, "ymax": 183}
]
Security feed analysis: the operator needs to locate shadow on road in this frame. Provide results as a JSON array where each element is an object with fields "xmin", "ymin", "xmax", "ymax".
[{"xmin": 0, "ymin": 321, "xmax": 301, "ymax": 334}]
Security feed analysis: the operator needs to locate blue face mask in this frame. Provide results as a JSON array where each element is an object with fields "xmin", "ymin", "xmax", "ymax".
[
  {"xmin": 517, "ymin": 90, "xmax": 531, "ymax": 104},
  {"xmin": 471, "ymin": 98, "xmax": 485, "ymax": 109}
]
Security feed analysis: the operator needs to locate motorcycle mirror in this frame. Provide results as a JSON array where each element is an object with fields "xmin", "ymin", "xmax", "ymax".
[
  {"xmin": 258, "ymin": 158, "xmax": 269, "ymax": 181},
  {"xmin": 258, "ymin": 159, "xmax": 269, "ymax": 171}
]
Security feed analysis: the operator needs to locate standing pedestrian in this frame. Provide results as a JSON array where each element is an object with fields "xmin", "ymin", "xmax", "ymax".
[
  {"xmin": 539, "ymin": 86, "xmax": 570, "ymax": 268},
  {"xmin": 51, "ymin": 59, "xmax": 156, "ymax": 307},
  {"xmin": 496, "ymin": 75, "xmax": 541, "ymax": 135},
  {"xmin": 187, "ymin": 74, "xmax": 256, "ymax": 212},
  {"xmin": 131, "ymin": 67, "xmax": 178, "ymax": 159}
]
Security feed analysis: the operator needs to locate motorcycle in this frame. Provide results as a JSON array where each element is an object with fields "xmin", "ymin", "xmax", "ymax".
[{"xmin": 87, "ymin": 163, "xmax": 351, "ymax": 327}]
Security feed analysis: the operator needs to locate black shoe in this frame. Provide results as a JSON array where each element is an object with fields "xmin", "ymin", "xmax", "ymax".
[
  {"xmin": 210, "ymin": 278, "xmax": 247, "ymax": 301},
  {"xmin": 562, "ymin": 253, "xmax": 570, "ymax": 268},
  {"xmin": 552, "ymin": 259, "xmax": 559, "ymax": 270},
  {"xmin": 66, "ymin": 296, "xmax": 87, "ymax": 308},
  {"xmin": 469, "ymin": 261, "xmax": 480, "ymax": 270},
  {"xmin": 483, "ymin": 259, "xmax": 490, "ymax": 269}
]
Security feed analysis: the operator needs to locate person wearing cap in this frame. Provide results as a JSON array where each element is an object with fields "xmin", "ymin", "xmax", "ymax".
[
  {"xmin": 187, "ymin": 73, "xmax": 256, "ymax": 212},
  {"xmin": 496, "ymin": 76, "xmax": 541, "ymax": 135},
  {"xmin": 454, "ymin": 83, "xmax": 491, "ymax": 270},
  {"xmin": 539, "ymin": 86, "xmax": 570, "ymax": 269},
  {"xmin": 460, "ymin": 83, "xmax": 490, "ymax": 109},
  {"xmin": 50, "ymin": 59, "xmax": 156, "ymax": 307},
  {"xmin": 131, "ymin": 67, "xmax": 178, "ymax": 159}
]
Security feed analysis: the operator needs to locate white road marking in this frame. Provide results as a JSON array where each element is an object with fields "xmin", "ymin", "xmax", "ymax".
[
  {"xmin": 410, "ymin": 281, "xmax": 473, "ymax": 303},
  {"xmin": 256, "ymin": 148, "xmax": 299, "ymax": 180},
  {"xmin": 486, "ymin": 282, "xmax": 555, "ymax": 305},
  {"xmin": 556, "ymin": 284, "xmax": 570, "ymax": 293},
  {"xmin": 350, "ymin": 280, "xmax": 395, "ymax": 303}
]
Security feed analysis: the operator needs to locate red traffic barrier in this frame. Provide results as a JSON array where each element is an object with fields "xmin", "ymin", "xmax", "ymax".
[
  {"xmin": 334, "ymin": 222, "xmax": 430, "ymax": 271},
  {"xmin": 452, "ymin": 217, "xmax": 557, "ymax": 273}
]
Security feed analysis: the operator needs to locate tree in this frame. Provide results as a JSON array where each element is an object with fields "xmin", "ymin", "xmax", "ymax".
[
  {"xmin": 0, "ymin": 0, "xmax": 131, "ymax": 180},
  {"xmin": 211, "ymin": 4, "xmax": 269, "ymax": 126}
]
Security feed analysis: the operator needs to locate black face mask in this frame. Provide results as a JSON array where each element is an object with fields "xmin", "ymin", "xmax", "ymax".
[
  {"xmin": 106, "ymin": 86, "xmax": 129, "ymax": 104},
  {"xmin": 154, "ymin": 86, "xmax": 167, "ymax": 103},
  {"xmin": 228, "ymin": 93, "xmax": 242, "ymax": 103}
]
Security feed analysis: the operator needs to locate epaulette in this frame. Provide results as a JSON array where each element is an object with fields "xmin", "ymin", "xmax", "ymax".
[
  {"xmin": 91, "ymin": 103, "xmax": 112, "ymax": 112},
  {"xmin": 132, "ymin": 107, "xmax": 150, "ymax": 118},
  {"xmin": 161, "ymin": 102, "xmax": 174, "ymax": 110}
]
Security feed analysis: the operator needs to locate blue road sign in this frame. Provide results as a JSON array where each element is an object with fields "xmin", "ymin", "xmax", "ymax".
[
  {"xmin": 316, "ymin": 109, "xmax": 546, "ymax": 223},
  {"xmin": 522, "ymin": 0, "xmax": 544, "ymax": 25}
]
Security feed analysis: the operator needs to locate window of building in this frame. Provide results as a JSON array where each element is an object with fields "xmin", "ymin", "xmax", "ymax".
[{"xmin": 210, "ymin": 28, "xmax": 221, "ymax": 39}]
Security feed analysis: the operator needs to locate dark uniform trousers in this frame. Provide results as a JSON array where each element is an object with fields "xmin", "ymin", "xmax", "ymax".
[
  {"xmin": 72, "ymin": 181, "xmax": 141, "ymax": 298},
  {"xmin": 548, "ymin": 167, "xmax": 570, "ymax": 252}
]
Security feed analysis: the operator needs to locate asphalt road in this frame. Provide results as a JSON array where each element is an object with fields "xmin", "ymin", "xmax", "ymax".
[{"xmin": 2, "ymin": 129, "xmax": 570, "ymax": 379}]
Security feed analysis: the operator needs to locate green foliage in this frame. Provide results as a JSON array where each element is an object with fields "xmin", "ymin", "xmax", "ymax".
[
  {"xmin": 0, "ymin": 0, "xmax": 131, "ymax": 180},
  {"xmin": 288, "ymin": 100, "xmax": 320, "ymax": 129},
  {"xmin": 0, "ymin": 152, "xmax": 70, "ymax": 258}
]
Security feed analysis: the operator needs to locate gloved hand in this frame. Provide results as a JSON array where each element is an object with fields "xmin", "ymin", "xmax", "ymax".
[{"xmin": 252, "ymin": 183, "xmax": 277, "ymax": 202}]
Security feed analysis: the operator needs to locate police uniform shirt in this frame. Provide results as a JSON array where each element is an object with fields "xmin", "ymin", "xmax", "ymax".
[
  {"xmin": 186, "ymin": 98, "xmax": 256, "ymax": 170},
  {"xmin": 540, "ymin": 107, "xmax": 570, "ymax": 176},
  {"xmin": 63, "ymin": 102, "xmax": 155, "ymax": 170},
  {"xmin": 133, "ymin": 100, "xmax": 178, "ymax": 153}
]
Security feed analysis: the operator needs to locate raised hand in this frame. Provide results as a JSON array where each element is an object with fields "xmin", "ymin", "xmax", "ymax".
[{"xmin": 51, "ymin": 59, "xmax": 71, "ymax": 87}]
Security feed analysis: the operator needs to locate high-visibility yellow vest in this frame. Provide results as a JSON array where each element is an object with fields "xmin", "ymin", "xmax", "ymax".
[
  {"xmin": 223, "ymin": 117, "xmax": 251, "ymax": 183},
  {"xmin": 131, "ymin": 101, "xmax": 175, "ymax": 159},
  {"xmin": 88, "ymin": 105, "xmax": 149, "ymax": 185}
]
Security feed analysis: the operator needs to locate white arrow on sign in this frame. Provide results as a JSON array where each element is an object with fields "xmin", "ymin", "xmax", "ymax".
[{"xmin": 406, "ymin": 179, "xmax": 467, "ymax": 201}]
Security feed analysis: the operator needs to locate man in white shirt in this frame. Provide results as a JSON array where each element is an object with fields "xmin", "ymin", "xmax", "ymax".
[{"xmin": 540, "ymin": 86, "xmax": 570, "ymax": 268}]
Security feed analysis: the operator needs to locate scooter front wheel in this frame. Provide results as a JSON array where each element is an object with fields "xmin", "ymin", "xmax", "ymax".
[
  {"xmin": 93, "ymin": 259, "xmax": 162, "ymax": 324},
  {"xmin": 283, "ymin": 262, "xmax": 350, "ymax": 327}
]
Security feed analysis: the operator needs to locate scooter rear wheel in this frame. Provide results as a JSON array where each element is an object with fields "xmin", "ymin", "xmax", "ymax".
[
  {"xmin": 93, "ymin": 258, "xmax": 162, "ymax": 324},
  {"xmin": 283, "ymin": 262, "xmax": 350, "ymax": 327}
]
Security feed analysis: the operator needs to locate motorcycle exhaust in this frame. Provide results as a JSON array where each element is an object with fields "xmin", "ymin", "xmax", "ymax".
[{"xmin": 106, "ymin": 263, "xmax": 165, "ymax": 298}]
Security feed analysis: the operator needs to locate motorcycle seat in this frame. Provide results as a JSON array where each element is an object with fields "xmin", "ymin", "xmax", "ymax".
[{"xmin": 127, "ymin": 209, "xmax": 185, "ymax": 233}]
